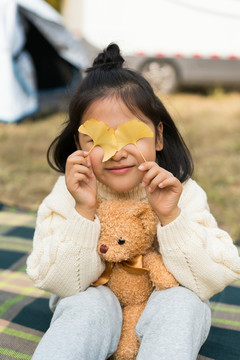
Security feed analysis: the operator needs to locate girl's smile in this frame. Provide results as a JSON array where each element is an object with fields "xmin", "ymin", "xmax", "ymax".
[{"xmin": 106, "ymin": 165, "xmax": 134, "ymax": 174}]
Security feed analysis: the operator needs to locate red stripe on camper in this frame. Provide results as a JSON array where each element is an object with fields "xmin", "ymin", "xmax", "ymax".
[
  {"xmin": 229, "ymin": 55, "xmax": 238, "ymax": 60},
  {"xmin": 193, "ymin": 54, "xmax": 202, "ymax": 58},
  {"xmin": 135, "ymin": 53, "xmax": 239, "ymax": 60}
]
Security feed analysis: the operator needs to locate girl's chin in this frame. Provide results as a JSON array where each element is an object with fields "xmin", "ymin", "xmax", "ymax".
[
  {"xmin": 96, "ymin": 172, "xmax": 143, "ymax": 192},
  {"xmin": 106, "ymin": 180, "xmax": 141, "ymax": 193}
]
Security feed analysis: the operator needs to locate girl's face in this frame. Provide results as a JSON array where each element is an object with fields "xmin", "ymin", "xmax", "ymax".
[{"xmin": 77, "ymin": 97, "xmax": 163, "ymax": 192}]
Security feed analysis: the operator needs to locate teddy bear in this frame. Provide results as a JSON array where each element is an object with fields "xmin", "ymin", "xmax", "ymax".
[{"xmin": 92, "ymin": 199, "xmax": 179, "ymax": 360}]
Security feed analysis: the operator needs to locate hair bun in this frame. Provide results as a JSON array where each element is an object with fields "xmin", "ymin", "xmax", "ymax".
[{"xmin": 88, "ymin": 43, "xmax": 124, "ymax": 72}]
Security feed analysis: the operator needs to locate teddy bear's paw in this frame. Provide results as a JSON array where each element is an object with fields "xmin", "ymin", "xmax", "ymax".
[
  {"xmin": 113, "ymin": 341, "xmax": 139, "ymax": 360},
  {"xmin": 154, "ymin": 271, "xmax": 179, "ymax": 290},
  {"xmin": 114, "ymin": 327, "xmax": 139, "ymax": 360}
]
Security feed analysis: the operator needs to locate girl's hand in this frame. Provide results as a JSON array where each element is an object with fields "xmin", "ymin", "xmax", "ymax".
[
  {"xmin": 138, "ymin": 162, "xmax": 183, "ymax": 226},
  {"xmin": 65, "ymin": 150, "xmax": 97, "ymax": 220}
]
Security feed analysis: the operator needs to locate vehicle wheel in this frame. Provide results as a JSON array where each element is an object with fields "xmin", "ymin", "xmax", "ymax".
[{"xmin": 140, "ymin": 59, "xmax": 178, "ymax": 93}]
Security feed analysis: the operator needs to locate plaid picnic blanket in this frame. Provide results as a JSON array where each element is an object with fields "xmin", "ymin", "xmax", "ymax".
[{"xmin": 0, "ymin": 203, "xmax": 240, "ymax": 360}]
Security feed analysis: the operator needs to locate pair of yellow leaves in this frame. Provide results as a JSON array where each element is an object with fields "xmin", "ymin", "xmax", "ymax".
[{"xmin": 78, "ymin": 119, "xmax": 153, "ymax": 162}]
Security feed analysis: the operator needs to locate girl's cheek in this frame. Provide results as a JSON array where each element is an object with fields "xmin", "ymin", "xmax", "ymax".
[
  {"xmin": 136, "ymin": 138, "xmax": 156, "ymax": 158},
  {"xmin": 86, "ymin": 142, "xmax": 94, "ymax": 151},
  {"xmin": 89, "ymin": 146, "xmax": 104, "ymax": 163}
]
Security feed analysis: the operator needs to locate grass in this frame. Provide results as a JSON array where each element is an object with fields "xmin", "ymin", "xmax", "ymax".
[{"xmin": 0, "ymin": 92, "xmax": 240, "ymax": 243}]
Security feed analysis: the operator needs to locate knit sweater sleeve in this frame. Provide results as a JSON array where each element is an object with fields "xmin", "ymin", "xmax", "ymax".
[
  {"xmin": 26, "ymin": 176, "xmax": 105, "ymax": 298},
  {"xmin": 157, "ymin": 178, "xmax": 240, "ymax": 301}
]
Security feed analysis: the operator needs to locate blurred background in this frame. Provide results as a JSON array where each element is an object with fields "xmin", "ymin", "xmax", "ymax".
[{"xmin": 0, "ymin": 0, "xmax": 239, "ymax": 243}]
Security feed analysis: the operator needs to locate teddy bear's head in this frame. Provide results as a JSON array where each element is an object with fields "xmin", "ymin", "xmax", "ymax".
[{"xmin": 96, "ymin": 199, "xmax": 157, "ymax": 262}]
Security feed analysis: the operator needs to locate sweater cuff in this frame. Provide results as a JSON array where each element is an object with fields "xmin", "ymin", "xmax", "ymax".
[
  {"xmin": 157, "ymin": 209, "xmax": 201, "ymax": 252},
  {"xmin": 61, "ymin": 208, "xmax": 100, "ymax": 249}
]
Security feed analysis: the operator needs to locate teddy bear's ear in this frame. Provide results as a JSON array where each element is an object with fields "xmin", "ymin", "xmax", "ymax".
[{"xmin": 129, "ymin": 202, "xmax": 157, "ymax": 235}]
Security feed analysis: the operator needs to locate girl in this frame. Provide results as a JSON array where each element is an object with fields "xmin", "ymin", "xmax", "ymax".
[{"xmin": 27, "ymin": 43, "xmax": 240, "ymax": 360}]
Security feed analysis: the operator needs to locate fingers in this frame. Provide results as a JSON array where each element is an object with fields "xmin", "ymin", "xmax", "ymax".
[
  {"xmin": 73, "ymin": 165, "xmax": 93, "ymax": 184},
  {"xmin": 66, "ymin": 150, "xmax": 94, "ymax": 184},
  {"xmin": 66, "ymin": 150, "xmax": 90, "ymax": 168},
  {"xmin": 138, "ymin": 162, "xmax": 177, "ymax": 192}
]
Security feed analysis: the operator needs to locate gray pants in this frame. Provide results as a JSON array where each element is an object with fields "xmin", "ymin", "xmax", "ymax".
[{"xmin": 32, "ymin": 286, "xmax": 211, "ymax": 360}]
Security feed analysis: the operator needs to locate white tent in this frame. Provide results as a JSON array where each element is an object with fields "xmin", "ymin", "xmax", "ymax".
[{"xmin": 0, "ymin": 0, "xmax": 89, "ymax": 123}]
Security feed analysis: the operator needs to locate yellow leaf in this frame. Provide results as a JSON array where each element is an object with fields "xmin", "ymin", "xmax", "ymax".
[
  {"xmin": 78, "ymin": 119, "xmax": 117, "ymax": 161},
  {"xmin": 115, "ymin": 120, "xmax": 153, "ymax": 161},
  {"xmin": 78, "ymin": 119, "xmax": 154, "ymax": 163}
]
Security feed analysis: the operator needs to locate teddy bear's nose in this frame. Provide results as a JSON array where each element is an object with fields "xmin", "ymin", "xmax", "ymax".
[{"xmin": 100, "ymin": 244, "xmax": 109, "ymax": 253}]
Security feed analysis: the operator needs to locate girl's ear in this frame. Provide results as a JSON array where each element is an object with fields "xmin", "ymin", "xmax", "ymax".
[{"xmin": 156, "ymin": 122, "xmax": 163, "ymax": 151}]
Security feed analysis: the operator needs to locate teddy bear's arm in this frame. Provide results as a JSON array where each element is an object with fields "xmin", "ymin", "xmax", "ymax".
[{"xmin": 143, "ymin": 250, "xmax": 179, "ymax": 290}]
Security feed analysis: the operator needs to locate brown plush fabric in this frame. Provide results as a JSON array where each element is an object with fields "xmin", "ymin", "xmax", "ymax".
[{"xmin": 96, "ymin": 199, "xmax": 178, "ymax": 360}]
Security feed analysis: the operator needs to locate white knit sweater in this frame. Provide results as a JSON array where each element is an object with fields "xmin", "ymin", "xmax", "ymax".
[{"xmin": 26, "ymin": 176, "xmax": 240, "ymax": 301}]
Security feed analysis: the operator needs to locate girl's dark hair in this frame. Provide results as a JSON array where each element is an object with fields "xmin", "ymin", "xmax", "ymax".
[{"xmin": 47, "ymin": 43, "xmax": 194, "ymax": 183}]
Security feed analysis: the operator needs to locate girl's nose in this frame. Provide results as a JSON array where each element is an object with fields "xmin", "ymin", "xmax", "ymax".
[{"xmin": 111, "ymin": 148, "xmax": 128, "ymax": 161}]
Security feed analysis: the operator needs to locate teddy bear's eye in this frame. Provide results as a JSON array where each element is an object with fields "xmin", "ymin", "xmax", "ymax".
[{"xmin": 118, "ymin": 237, "xmax": 125, "ymax": 245}]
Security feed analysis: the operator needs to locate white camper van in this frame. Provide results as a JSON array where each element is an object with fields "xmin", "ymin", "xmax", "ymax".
[{"xmin": 63, "ymin": 0, "xmax": 240, "ymax": 93}]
